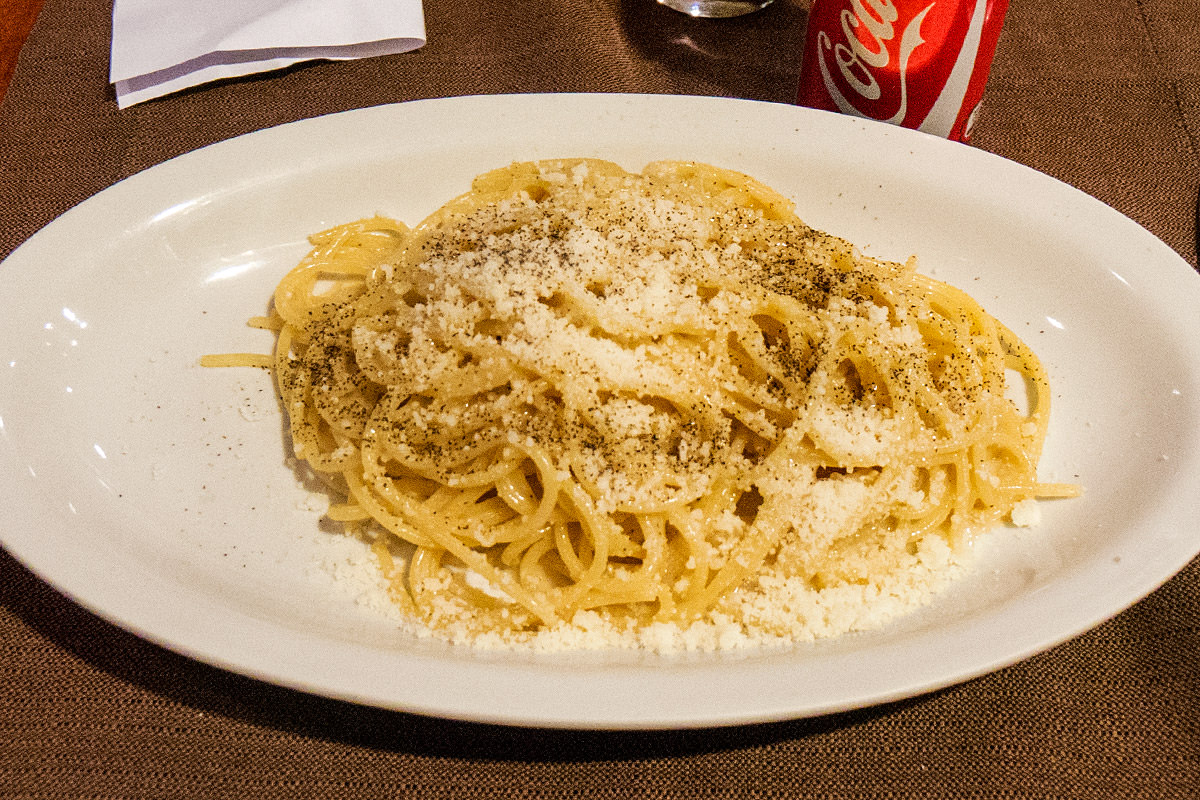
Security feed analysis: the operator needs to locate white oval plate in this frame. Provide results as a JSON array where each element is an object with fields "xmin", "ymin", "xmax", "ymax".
[{"xmin": 2, "ymin": 94, "xmax": 1199, "ymax": 729}]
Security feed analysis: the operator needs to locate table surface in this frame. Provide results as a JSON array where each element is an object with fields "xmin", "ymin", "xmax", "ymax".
[
  {"xmin": 2, "ymin": 1, "xmax": 1198, "ymax": 797},
  {"xmin": 0, "ymin": 0, "xmax": 43, "ymax": 104}
]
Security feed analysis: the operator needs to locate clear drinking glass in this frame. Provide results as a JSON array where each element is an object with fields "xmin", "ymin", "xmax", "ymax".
[{"xmin": 656, "ymin": 0, "xmax": 775, "ymax": 18}]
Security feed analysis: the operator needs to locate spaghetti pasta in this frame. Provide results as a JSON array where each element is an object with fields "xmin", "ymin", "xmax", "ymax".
[{"xmin": 217, "ymin": 159, "xmax": 1078, "ymax": 649}]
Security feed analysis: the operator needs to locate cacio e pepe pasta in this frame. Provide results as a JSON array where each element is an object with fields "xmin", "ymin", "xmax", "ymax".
[{"xmin": 205, "ymin": 159, "xmax": 1078, "ymax": 650}]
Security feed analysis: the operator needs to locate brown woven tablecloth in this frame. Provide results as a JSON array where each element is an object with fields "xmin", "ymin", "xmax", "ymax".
[{"xmin": 2, "ymin": 1, "xmax": 1198, "ymax": 797}]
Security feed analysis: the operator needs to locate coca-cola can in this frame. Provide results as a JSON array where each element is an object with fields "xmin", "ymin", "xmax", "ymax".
[{"xmin": 796, "ymin": 0, "xmax": 1010, "ymax": 142}]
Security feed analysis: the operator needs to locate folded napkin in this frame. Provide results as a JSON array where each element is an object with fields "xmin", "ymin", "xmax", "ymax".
[{"xmin": 110, "ymin": 0, "xmax": 426, "ymax": 109}]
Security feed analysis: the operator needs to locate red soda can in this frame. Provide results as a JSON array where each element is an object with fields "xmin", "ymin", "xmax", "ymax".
[{"xmin": 796, "ymin": 0, "xmax": 1009, "ymax": 142}]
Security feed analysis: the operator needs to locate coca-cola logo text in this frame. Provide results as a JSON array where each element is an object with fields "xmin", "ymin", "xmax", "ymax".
[{"xmin": 815, "ymin": 0, "xmax": 936, "ymax": 125}]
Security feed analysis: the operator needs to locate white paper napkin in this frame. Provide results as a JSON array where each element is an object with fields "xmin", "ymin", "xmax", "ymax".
[{"xmin": 110, "ymin": 0, "xmax": 426, "ymax": 109}]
